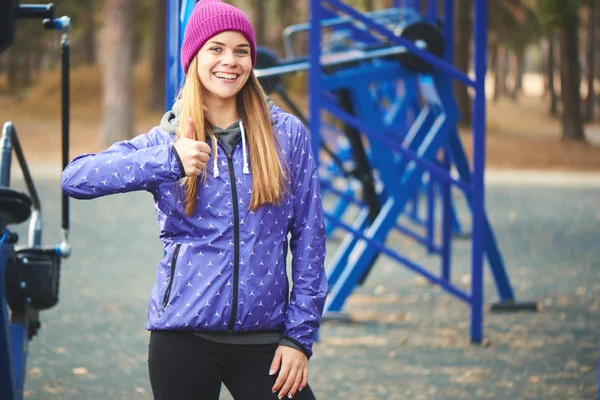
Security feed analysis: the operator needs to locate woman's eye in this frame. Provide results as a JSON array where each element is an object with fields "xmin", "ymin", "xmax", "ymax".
[
  {"xmin": 236, "ymin": 49, "xmax": 249, "ymax": 55},
  {"xmin": 210, "ymin": 47, "xmax": 222, "ymax": 53}
]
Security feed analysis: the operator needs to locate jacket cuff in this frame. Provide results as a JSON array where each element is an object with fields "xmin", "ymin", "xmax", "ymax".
[
  {"xmin": 171, "ymin": 145, "xmax": 185, "ymax": 179},
  {"xmin": 280, "ymin": 336, "xmax": 311, "ymax": 359}
]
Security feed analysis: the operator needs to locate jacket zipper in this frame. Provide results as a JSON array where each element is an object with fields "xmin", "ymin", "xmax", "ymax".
[
  {"xmin": 162, "ymin": 243, "xmax": 181, "ymax": 311},
  {"xmin": 221, "ymin": 143, "xmax": 241, "ymax": 331}
]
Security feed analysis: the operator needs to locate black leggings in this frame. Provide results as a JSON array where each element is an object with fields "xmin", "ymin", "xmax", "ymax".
[{"xmin": 148, "ymin": 331, "xmax": 316, "ymax": 400}]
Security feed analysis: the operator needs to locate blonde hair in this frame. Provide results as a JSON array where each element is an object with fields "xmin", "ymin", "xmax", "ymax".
[{"xmin": 176, "ymin": 57, "xmax": 287, "ymax": 216}]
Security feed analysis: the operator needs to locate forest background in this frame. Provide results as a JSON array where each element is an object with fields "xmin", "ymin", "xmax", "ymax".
[{"xmin": 1, "ymin": 0, "xmax": 600, "ymax": 171}]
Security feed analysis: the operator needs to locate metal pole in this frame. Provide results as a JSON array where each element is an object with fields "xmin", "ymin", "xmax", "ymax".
[
  {"xmin": 441, "ymin": 0, "xmax": 454, "ymax": 283},
  {"xmin": 426, "ymin": 175, "xmax": 435, "ymax": 254},
  {"xmin": 470, "ymin": 0, "xmax": 487, "ymax": 344},
  {"xmin": 308, "ymin": 0, "xmax": 322, "ymax": 163},
  {"xmin": 428, "ymin": 0, "xmax": 437, "ymax": 22},
  {"xmin": 443, "ymin": 0, "xmax": 454, "ymax": 61},
  {"xmin": 165, "ymin": 0, "xmax": 180, "ymax": 111},
  {"xmin": 60, "ymin": 30, "xmax": 70, "ymax": 251},
  {"xmin": 0, "ymin": 123, "xmax": 12, "ymax": 187}
]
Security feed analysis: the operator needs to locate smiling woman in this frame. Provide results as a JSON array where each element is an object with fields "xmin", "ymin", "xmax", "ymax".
[{"xmin": 60, "ymin": 0, "xmax": 327, "ymax": 399}]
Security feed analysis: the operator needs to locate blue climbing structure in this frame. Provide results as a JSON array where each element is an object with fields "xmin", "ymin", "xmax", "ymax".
[
  {"xmin": 164, "ymin": 0, "xmax": 537, "ymax": 343},
  {"xmin": 303, "ymin": 0, "xmax": 537, "ymax": 343}
]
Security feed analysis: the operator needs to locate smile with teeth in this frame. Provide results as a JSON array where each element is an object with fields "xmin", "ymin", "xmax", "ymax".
[{"xmin": 214, "ymin": 72, "xmax": 238, "ymax": 81}]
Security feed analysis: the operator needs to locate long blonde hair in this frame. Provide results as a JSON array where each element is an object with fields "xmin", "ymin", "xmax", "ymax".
[{"xmin": 176, "ymin": 57, "xmax": 287, "ymax": 216}]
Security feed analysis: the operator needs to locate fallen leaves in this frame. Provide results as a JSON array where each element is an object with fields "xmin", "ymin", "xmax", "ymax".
[{"xmin": 72, "ymin": 367, "xmax": 88, "ymax": 376}]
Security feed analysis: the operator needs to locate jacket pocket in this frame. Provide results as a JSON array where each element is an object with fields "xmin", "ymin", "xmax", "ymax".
[{"xmin": 161, "ymin": 243, "xmax": 181, "ymax": 312}]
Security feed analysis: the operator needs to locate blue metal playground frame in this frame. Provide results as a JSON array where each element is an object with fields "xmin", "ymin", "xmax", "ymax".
[
  {"xmin": 164, "ymin": 0, "xmax": 536, "ymax": 344},
  {"xmin": 308, "ymin": 0, "xmax": 492, "ymax": 343}
]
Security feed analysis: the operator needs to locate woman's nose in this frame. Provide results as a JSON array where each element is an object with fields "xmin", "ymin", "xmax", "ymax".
[{"xmin": 221, "ymin": 50, "xmax": 237, "ymax": 66}]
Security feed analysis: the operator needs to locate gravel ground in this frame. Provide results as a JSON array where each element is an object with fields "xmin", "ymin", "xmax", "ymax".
[{"xmin": 4, "ymin": 174, "xmax": 597, "ymax": 400}]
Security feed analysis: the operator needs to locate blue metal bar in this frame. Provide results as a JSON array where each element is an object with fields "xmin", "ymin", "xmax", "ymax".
[
  {"xmin": 470, "ymin": 0, "xmax": 487, "ymax": 344},
  {"xmin": 179, "ymin": 0, "xmax": 196, "ymax": 87},
  {"xmin": 321, "ymin": 181, "xmax": 441, "ymax": 249},
  {"xmin": 309, "ymin": 0, "xmax": 323, "ymax": 162},
  {"xmin": 447, "ymin": 131, "xmax": 515, "ymax": 301},
  {"xmin": 255, "ymin": 46, "xmax": 417, "ymax": 81},
  {"xmin": 9, "ymin": 323, "xmax": 26, "ymax": 397},
  {"xmin": 408, "ymin": 185, "xmax": 419, "ymax": 221},
  {"xmin": 325, "ymin": 193, "xmax": 352, "ymax": 237},
  {"xmin": 441, "ymin": 148, "xmax": 452, "ymax": 281},
  {"xmin": 441, "ymin": 0, "xmax": 455, "ymax": 282},
  {"xmin": 428, "ymin": 0, "xmax": 438, "ymax": 22},
  {"xmin": 326, "ymin": 208, "xmax": 372, "ymax": 288},
  {"xmin": 395, "ymin": 221, "xmax": 442, "ymax": 254},
  {"xmin": 0, "ymin": 244, "xmax": 17, "ymax": 399},
  {"xmin": 320, "ymin": 180, "xmax": 363, "ymax": 206},
  {"xmin": 165, "ymin": 0, "xmax": 180, "ymax": 111},
  {"xmin": 426, "ymin": 173, "xmax": 435, "ymax": 254},
  {"xmin": 325, "ymin": 73, "xmax": 460, "ymax": 313},
  {"xmin": 443, "ymin": 0, "xmax": 454, "ymax": 62},
  {"xmin": 321, "ymin": 96, "xmax": 470, "ymax": 193},
  {"xmin": 323, "ymin": 0, "xmax": 475, "ymax": 87},
  {"xmin": 324, "ymin": 211, "xmax": 471, "ymax": 304},
  {"xmin": 320, "ymin": 59, "xmax": 413, "ymax": 91}
]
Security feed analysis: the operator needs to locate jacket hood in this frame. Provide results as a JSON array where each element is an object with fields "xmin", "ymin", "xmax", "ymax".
[{"xmin": 159, "ymin": 96, "xmax": 278, "ymax": 134}]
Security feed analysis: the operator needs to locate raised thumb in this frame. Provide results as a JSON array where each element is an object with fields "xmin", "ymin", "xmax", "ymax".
[{"xmin": 181, "ymin": 117, "xmax": 196, "ymax": 140}]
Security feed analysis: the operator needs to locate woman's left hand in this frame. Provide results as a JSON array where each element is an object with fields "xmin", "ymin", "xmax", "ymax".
[{"xmin": 270, "ymin": 345, "xmax": 308, "ymax": 399}]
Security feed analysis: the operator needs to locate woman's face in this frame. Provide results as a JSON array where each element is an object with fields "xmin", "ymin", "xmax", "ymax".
[{"xmin": 196, "ymin": 31, "xmax": 252, "ymax": 103}]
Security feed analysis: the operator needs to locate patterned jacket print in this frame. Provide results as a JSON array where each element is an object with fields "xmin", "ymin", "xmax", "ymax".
[{"xmin": 61, "ymin": 105, "xmax": 328, "ymax": 357}]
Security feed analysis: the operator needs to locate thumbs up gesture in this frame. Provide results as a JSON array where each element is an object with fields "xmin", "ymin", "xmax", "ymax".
[{"xmin": 174, "ymin": 118, "xmax": 212, "ymax": 177}]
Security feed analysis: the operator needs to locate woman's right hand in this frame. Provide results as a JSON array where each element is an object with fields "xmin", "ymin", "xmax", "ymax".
[{"xmin": 174, "ymin": 118, "xmax": 212, "ymax": 176}]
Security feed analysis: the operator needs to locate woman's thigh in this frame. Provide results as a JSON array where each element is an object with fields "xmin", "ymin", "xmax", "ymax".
[
  {"xmin": 222, "ymin": 344, "xmax": 316, "ymax": 400},
  {"xmin": 148, "ymin": 331, "xmax": 224, "ymax": 400}
]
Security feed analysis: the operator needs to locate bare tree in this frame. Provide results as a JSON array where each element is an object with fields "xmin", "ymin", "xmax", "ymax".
[
  {"xmin": 511, "ymin": 47, "xmax": 525, "ymax": 101},
  {"xmin": 454, "ymin": 0, "xmax": 472, "ymax": 126},
  {"xmin": 360, "ymin": 0, "xmax": 375, "ymax": 11},
  {"xmin": 101, "ymin": 0, "xmax": 134, "ymax": 147},
  {"xmin": 147, "ymin": 0, "xmax": 166, "ymax": 111},
  {"xmin": 81, "ymin": 0, "xmax": 97, "ymax": 65},
  {"xmin": 547, "ymin": 32, "xmax": 559, "ymax": 116},
  {"xmin": 558, "ymin": 3, "xmax": 585, "ymax": 141},
  {"xmin": 585, "ymin": 0, "xmax": 596, "ymax": 122},
  {"xmin": 253, "ymin": 0, "xmax": 266, "ymax": 46}
]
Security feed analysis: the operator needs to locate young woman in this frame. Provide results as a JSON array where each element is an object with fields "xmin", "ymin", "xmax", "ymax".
[{"xmin": 61, "ymin": 1, "xmax": 327, "ymax": 399}]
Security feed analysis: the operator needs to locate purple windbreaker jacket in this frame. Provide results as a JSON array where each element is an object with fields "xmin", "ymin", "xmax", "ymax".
[{"xmin": 61, "ymin": 105, "xmax": 328, "ymax": 357}]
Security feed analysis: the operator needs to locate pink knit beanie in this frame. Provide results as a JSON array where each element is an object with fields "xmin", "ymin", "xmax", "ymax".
[{"xmin": 181, "ymin": 0, "xmax": 256, "ymax": 75}]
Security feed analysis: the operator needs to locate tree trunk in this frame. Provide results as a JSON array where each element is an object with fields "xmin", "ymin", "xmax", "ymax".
[
  {"xmin": 490, "ymin": 44, "xmax": 500, "ymax": 102},
  {"xmin": 511, "ymin": 48, "xmax": 525, "ymax": 102},
  {"xmin": 559, "ymin": 6, "xmax": 585, "ymax": 141},
  {"xmin": 360, "ymin": 0, "xmax": 375, "ymax": 11},
  {"xmin": 277, "ymin": 0, "xmax": 296, "ymax": 56},
  {"xmin": 547, "ymin": 32, "xmax": 559, "ymax": 116},
  {"xmin": 6, "ymin": 20, "xmax": 37, "ymax": 99},
  {"xmin": 495, "ymin": 44, "xmax": 508, "ymax": 99},
  {"xmin": 101, "ymin": 0, "xmax": 134, "ymax": 147},
  {"xmin": 253, "ymin": 0, "xmax": 266, "ymax": 46},
  {"xmin": 147, "ymin": 0, "xmax": 166, "ymax": 111},
  {"xmin": 501, "ymin": 46, "xmax": 510, "ymax": 96},
  {"xmin": 585, "ymin": 0, "xmax": 596, "ymax": 122},
  {"xmin": 454, "ymin": 0, "xmax": 472, "ymax": 126},
  {"xmin": 81, "ymin": 1, "xmax": 97, "ymax": 65}
]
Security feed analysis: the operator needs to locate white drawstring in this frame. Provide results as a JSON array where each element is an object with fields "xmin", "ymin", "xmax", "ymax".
[
  {"xmin": 240, "ymin": 120, "xmax": 250, "ymax": 174},
  {"xmin": 212, "ymin": 134, "xmax": 219, "ymax": 178}
]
